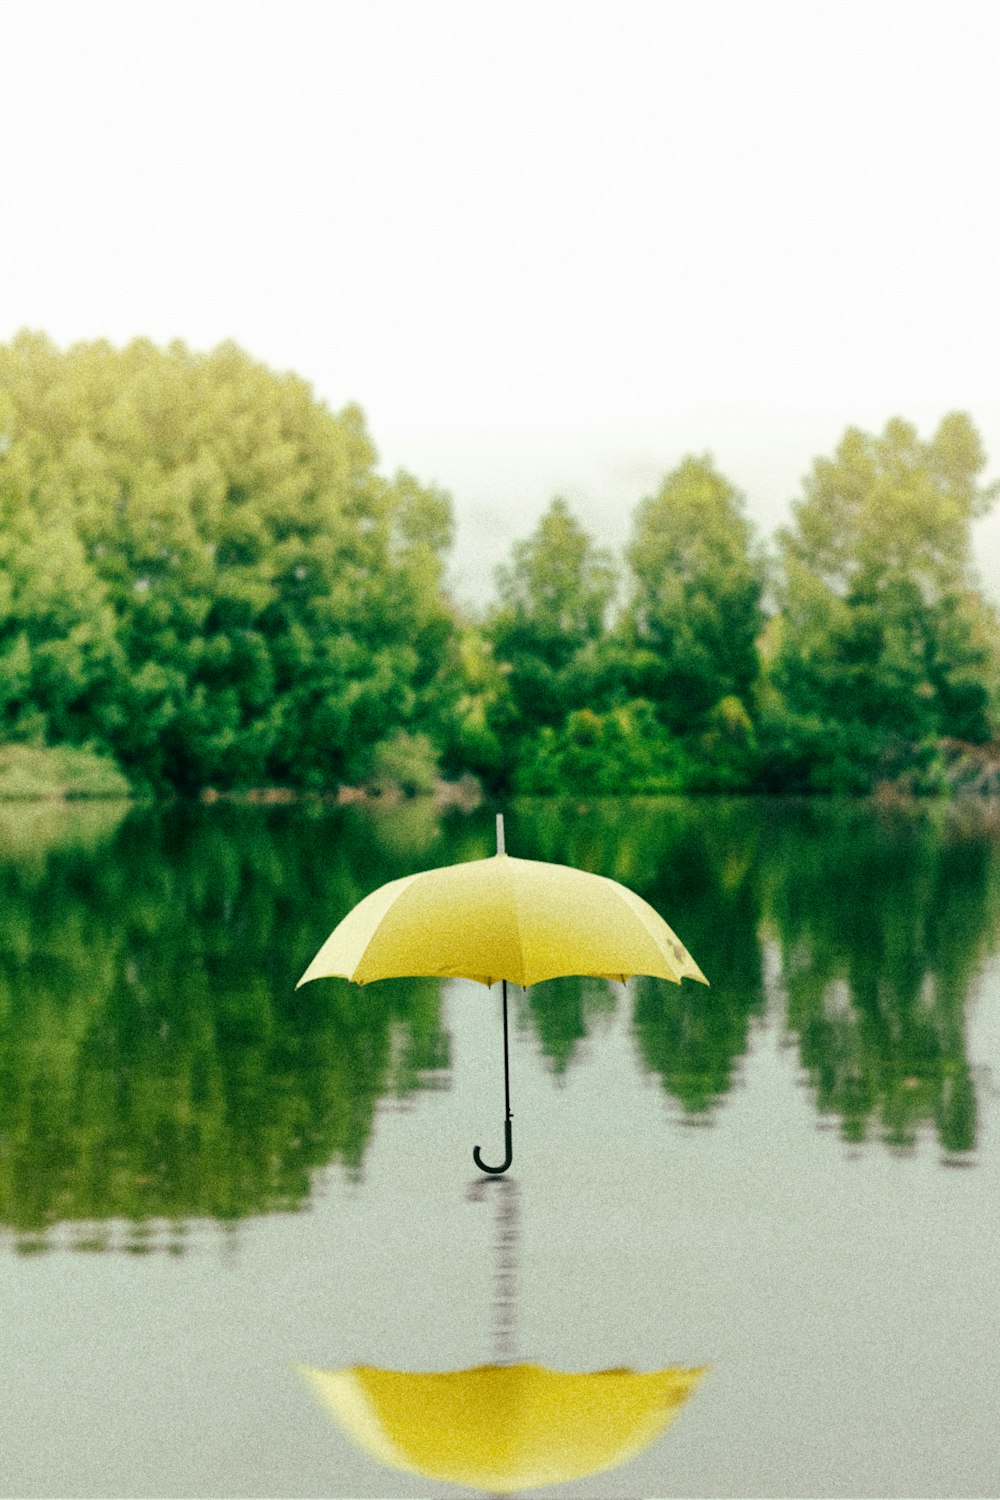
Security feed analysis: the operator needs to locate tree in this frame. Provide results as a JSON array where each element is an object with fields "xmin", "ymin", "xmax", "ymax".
[
  {"xmin": 622, "ymin": 455, "xmax": 766, "ymax": 786},
  {"xmin": 0, "ymin": 502, "xmax": 124, "ymax": 750},
  {"xmin": 433, "ymin": 618, "xmax": 508, "ymax": 789},
  {"xmin": 0, "ymin": 332, "xmax": 461, "ymax": 791},
  {"xmin": 766, "ymin": 414, "xmax": 1000, "ymax": 791},
  {"xmin": 485, "ymin": 498, "xmax": 619, "ymax": 774}
]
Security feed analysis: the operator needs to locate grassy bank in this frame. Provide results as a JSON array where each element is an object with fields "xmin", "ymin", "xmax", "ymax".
[{"xmin": 0, "ymin": 744, "xmax": 132, "ymax": 800}]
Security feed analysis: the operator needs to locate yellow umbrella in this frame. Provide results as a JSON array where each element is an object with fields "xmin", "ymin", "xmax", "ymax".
[
  {"xmin": 298, "ymin": 1360, "xmax": 708, "ymax": 1494},
  {"xmin": 298, "ymin": 815, "xmax": 708, "ymax": 1173}
]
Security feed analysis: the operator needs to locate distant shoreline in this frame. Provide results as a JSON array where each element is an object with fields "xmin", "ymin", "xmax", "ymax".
[{"xmin": 3, "ymin": 739, "xmax": 1000, "ymax": 804}]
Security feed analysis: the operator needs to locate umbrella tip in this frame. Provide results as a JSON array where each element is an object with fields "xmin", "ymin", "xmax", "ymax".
[{"xmin": 496, "ymin": 812, "xmax": 506, "ymax": 855}]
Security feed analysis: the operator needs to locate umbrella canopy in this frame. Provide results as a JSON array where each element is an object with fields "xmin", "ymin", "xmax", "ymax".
[
  {"xmin": 296, "ymin": 852, "xmax": 709, "ymax": 990},
  {"xmin": 299, "ymin": 1360, "xmax": 708, "ymax": 1494}
]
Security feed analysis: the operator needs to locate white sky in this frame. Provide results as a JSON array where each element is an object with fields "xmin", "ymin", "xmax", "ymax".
[{"xmin": 2, "ymin": 0, "xmax": 998, "ymax": 606}]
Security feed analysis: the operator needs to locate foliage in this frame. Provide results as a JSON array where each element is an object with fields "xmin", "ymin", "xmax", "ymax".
[
  {"xmin": 765, "ymin": 414, "xmax": 1000, "ymax": 791},
  {"xmin": 0, "ymin": 482, "xmax": 124, "ymax": 751},
  {"xmin": 363, "ymin": 730, "xmax": 440, "ymax": 797},
  {"xmin": 513, "ymin": 701, "xmax": 697, "ymax": 794},
  {"xmin": 0, "ymin": 332, "xmax": 459, "ymax": 793},
  {"xmin": 622, "ymin": 454, "xmax": 766, "ymax": 737},
  {"xmin": 430, "ymin": 619, "xmax": 508, "ymax": 789},
  {"xmin": 493, "ymin": 496, "xmax": 618, "ymax": 656},
  {"xmin": 485, "ymin": 497, "xmax": 618, "ymax": 744},
  {"xmin": 1, "ymin": 329, "xmax": 998, "ymax": 801},
  {"xmin": 481, "ymin": 424, "xmax": 1000, "ymax": 796}
]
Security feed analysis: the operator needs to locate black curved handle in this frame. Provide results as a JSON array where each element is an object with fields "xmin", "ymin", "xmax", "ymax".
[{"xmin": 473, "ymin": 1117, "xmax": 513, "ymax": 1175}]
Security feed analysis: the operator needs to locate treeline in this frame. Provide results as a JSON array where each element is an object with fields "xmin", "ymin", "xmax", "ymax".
[{"xmin": 1, "ymin": 330, "xmax": 998, "ymax": 795}]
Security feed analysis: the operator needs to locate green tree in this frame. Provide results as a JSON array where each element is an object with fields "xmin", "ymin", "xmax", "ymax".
[
  {"xmin": 0, "ymin": 332, "xmax": 460, "ymax": 792},
  {"xmin": 434, "ymin": 619, "xmax": 508, "ymax": 789},
  {"xmin": 620, "ymin": 455, "xmax": 766, "ymax": 788},
  {"xmin": 766, "ymin": 414, "xmax": 1000, "ymax": 792},
  {"xmin": 0, "ymin": 501, "xmax": 124, "ymax": 750},
  {"xmin": 485, "ymin": 498, "xmax": 619, "ymax": 781}
]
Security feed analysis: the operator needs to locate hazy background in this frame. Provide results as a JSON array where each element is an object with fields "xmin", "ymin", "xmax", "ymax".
[{"xmin": 2, "ymin": 0, "xmax": 997, "ymax": 605}]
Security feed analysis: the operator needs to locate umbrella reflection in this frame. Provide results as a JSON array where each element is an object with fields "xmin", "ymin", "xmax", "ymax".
[
  {"xmin": 299, "ymin": 1176, "xmax": 707, "ymax": 1494},
  {"xmin": 299, "ymin": 1359, "xmax": 706, "ymax": 1495}
]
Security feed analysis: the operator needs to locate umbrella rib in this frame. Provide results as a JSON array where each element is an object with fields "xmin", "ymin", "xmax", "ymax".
[{"xmin": 607, "ymin": 876, "xmax": 708, "ymax": 985}]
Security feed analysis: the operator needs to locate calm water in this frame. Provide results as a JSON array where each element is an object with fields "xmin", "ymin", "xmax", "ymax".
[{"xmin": 1, "ymin": 796, "xmax": 998, "ymax": 1498}]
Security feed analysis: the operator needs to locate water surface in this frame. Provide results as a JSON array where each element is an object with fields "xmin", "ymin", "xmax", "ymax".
[{"xmin": 1, "ymin": 797, "xmax": 997, "ymax": 1497}]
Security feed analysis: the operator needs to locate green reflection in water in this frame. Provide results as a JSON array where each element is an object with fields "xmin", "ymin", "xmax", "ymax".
[
  {"xmin": 0, "ymin": 795, "xmax": 997, "ymax": 1249},
  {"xmin": 509, "ymin": 796, "xmax": 997, "ymax": 1146},
  {"xmin": 511, "ymin": 798, "xmax": 767, "ymax": 1104},
  {"xmin": 0, "ymin": 800, "xmax": 460, "ymax": 1248},
  {"xmin": 765, "ymin": 799, "xmax": 1000, "ymax": 1157}
]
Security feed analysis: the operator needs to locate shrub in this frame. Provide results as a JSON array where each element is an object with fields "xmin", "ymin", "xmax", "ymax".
[
  {"xmin": 512, "ymin": 700, "xmax": 697, "ymax": 795},
  {"xmin": 365, "ymin": 731, "xmax": 440, "ymax": 797}
]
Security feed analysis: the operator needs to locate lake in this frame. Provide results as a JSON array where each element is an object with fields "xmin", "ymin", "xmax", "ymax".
[{"xmin": 1, "ymin": 796, "xmax": 998, "ymax": 1498}]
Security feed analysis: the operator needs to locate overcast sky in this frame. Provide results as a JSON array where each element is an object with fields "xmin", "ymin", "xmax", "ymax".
[{"xmin": 2, "ymin": 0, "xmax": 998, "ymax": 604}]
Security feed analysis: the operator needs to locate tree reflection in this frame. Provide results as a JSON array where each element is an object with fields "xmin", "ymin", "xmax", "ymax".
[
  {"xmin": 515, "ymin": 974, "xmax": 618, "ymax": 1077},
  {"xmin": 511, "ymin": 797, "xmax": 766, "ymax": 1099},
  {"xmin": 0, "ymin": 795, "xmax": 997, "ymax": 1247},
  {"xmin": 767, "ymin": 800, "xmax": 1000, "ymax": 1156},
  {"xmin": 623, "ymin": 801, "xmax": 767, "ymax": 1117},
  {"xmin": 513, "ymin": 795, "xmax": 998, "ymax": 1147},
  {"xmin": 0, "ymin": 801, "xmax": 453, "ymax": 1247}
]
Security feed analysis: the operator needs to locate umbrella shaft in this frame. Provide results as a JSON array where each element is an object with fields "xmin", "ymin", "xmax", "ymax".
[
  {"xmin": 501, "ymin": 977, "xmax": 511, "ymax": 1120},
  {"xmin": 472, "ymin": 982, "xmax": 514, "ymax": 1174}
]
